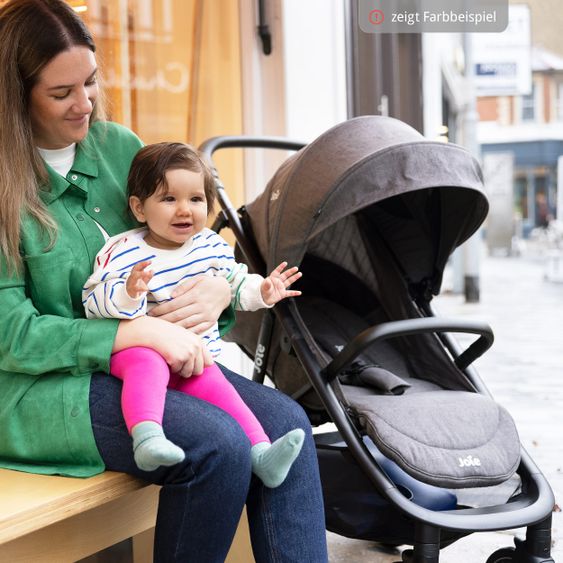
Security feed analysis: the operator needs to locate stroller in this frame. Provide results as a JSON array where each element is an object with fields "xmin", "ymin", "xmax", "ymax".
[{"xmin": 199, "ymin": 116, "xmax": 555, "ymax": 563}]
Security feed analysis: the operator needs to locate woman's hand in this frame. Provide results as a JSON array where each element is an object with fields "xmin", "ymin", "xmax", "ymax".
[
  {"xmin": 114, "ymin": 316, "xmax": 212, "ymax": 377},
  {"xmin": 148, "ymin": 276, "xmax": 231, "ymax": 334}
]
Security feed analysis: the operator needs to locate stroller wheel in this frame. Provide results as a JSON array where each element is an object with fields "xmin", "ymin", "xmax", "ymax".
[
  {"xmin": 485, "ymin": 547, "xmax": 516, "ymax": 563},
  {"xmin": 486, "ymin": 546, "xmax": 555, "ymax": 563},
  {"xmin": 486, "ymin": 547, "xmax": 515, "ymax": 562}
]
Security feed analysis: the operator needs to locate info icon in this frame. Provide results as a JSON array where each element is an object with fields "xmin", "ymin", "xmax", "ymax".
[{"xmin": 368, "ymin": 8, "xmax": 384, "ymax": 25}]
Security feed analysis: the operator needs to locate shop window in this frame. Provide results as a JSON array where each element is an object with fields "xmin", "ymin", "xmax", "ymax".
[
  {"xmin": 521, "ymin": 82, "xmax": 536, "ymax": 121},
  {"xmin": 556, "ymin": 82, "xmax": 563, "ymax": 121},
  {"xmin": 69, "ymin": 0, "xmax": 245, "ymax": 213}
]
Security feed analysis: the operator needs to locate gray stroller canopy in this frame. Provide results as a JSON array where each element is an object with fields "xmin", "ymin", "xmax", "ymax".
[{"xmin": 246, "ymin": 115, "xmax": 488, "ymax": 297}]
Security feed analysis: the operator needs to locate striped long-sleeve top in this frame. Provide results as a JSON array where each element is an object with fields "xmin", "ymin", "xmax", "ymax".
[{"xmin": 82, "ymin": 227, "xmax": 269, "ymax": 357}]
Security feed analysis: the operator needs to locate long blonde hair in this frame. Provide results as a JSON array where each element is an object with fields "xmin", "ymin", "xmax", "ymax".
[{"xmin": 0, "ymin": 0, "xmax": 104, "ymax": 273}]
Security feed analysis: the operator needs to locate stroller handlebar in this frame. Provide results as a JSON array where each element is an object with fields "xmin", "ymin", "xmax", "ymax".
[
  {"xmin": 322, "ymin": 317, "xmax": 494, "ymax": 381},
  {"xmin": 198, "ymin": 135, "xmax": 306, "ymax": 160}
]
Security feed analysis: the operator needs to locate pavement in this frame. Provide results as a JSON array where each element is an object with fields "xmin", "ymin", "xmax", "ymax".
[{"xmin": 326, "ymin": 248, "xmax": 563, "ymax": 562}]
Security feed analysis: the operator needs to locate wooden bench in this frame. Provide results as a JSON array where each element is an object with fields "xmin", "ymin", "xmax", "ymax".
[{"xmin": 0, "ymin": 469, "xmax": 253, "ymax": 562}]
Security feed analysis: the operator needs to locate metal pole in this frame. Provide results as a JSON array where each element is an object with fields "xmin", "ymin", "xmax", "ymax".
[{"xmin": 461, "ymin": 31, "xmax": 482, "ymax": 303}]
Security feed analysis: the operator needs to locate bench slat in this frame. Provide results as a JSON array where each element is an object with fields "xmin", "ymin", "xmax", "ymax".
[
  {"xmin": 0, "ymin": 469, "xmax": 154, "ymax": 544},
  {"xmin": 0, "ymin": 468, "xmax": 254, "ymax": 562},
  {"xmin": 1, "ymin": 486, "xmax": 159, "ymax": 562}
]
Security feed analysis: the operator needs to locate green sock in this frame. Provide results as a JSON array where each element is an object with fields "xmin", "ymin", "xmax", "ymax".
[
  {"xmin": 250, "ymin": 429, "xmax": 305, "ymax": 488},
  {"xmin": 131, "ymin": 421, "xmax": 185, "ymax": 472}
]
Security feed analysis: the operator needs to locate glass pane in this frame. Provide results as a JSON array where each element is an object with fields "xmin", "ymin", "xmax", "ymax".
[
  {"xmin": 521, "ymin": 83, "xmax": 535, "ymax": 121},
  {"xmin": 74, "ymin": 0, "xmax": 245, "ymax": 213}
]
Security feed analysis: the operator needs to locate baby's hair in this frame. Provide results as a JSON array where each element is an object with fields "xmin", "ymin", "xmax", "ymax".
[{"xmin": 127, "ymin": 142, "xmax": 216, "ymax": 213}]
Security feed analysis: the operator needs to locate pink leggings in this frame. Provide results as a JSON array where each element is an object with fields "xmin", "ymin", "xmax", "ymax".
[{"xmin": 110, "ymin": 347, "xmax": 270, "ymax": 446}]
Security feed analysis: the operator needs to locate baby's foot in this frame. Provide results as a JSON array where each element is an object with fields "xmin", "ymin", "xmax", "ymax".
[
  {"xmin": 131, "ymin": 421, "xmax": 185, "ymax": 472},
  {"xmin": 250, "ymin": 429, "xmax": 305, "ymax": 488}
]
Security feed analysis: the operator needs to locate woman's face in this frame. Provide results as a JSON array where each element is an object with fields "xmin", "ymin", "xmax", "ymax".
[{"xmin": 29, "ymin": 46, "xmax": 98, "ymax": 149}]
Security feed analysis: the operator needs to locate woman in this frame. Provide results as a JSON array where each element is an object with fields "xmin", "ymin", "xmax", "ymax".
[{"xmin": 0, "ymin": 1, "xmax": 328, "ymax": 561}]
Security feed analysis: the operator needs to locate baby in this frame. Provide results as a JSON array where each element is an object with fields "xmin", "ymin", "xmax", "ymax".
[{"xmin": 83, "ymin": 142, "xmax": 304, "ymax": 487}]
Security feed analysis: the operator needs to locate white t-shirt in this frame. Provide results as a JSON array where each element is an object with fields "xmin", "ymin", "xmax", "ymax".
[{"xmin": 37, "ymin": 144, "xmax": 76, "ymax": 177}]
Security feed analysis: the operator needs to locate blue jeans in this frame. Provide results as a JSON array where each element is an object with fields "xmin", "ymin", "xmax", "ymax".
[{"xmin": 89, "ymin": 365, "xmax": 328, "ymax": 563}]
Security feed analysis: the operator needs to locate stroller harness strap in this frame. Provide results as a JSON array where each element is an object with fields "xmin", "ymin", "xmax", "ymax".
[{"xmin": 339, "ymin": 362, "xmax": 411, "ymax": 395}]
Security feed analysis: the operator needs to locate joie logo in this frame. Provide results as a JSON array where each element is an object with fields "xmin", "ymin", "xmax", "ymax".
[
  {"xmin": 458, "ymin": 455, "xmax": 481, "ymax": 468},
  {"xmin": 254, "ymin": 344, "xmax": 266, "ymax": 375}
]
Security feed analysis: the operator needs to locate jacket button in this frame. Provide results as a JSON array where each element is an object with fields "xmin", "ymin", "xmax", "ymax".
[
  {"xmin": 71, "ymin": 174, "xmax": 78, "ymax": 181},
  {"xmin": 77, "ymin": 213, "xmax": 85, "ymax": 221},
  {"xmin": 93, "ymin": 207, "xmax": 101, "ymax": 213},
  {"xmin": 70, "ymin": 407, "xmax": 80, "ymax": 417}
]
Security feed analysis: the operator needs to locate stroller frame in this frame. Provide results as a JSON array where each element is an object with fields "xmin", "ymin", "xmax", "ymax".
[{"xmin": 199, "ymin": 135, "xmax": 555, "ymax": 563}]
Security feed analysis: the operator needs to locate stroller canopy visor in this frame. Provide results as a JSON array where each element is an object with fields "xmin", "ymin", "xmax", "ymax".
[{"xmin": 246, "ymin": 116, "xmax": 488, "ymax": 296}]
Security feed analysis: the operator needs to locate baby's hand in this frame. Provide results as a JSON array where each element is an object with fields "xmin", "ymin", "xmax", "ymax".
[
  {"xmin": 260, "ymin": 262, "xmax": 302, "ymax": 306},
  {"xmin": 126, "ymin": 260, "xmax": 153, "ymax": 299}
]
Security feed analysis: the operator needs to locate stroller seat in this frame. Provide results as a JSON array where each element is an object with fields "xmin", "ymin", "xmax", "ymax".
[{"xmin": 296, "ymin": 296, "xmax": 521, "ymax": 489}]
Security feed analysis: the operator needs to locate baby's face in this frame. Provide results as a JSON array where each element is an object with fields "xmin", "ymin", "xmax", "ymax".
[{"xmin": 131, "ymin": 168, "xmax": 208, "ymax": 250}]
